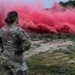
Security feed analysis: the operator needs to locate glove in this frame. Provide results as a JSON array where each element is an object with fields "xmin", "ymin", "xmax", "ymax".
[{"xmin": 15, "ymin": 47, "xmax": 24, "ymax": 55}]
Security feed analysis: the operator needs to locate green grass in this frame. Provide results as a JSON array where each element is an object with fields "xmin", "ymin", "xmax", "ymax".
[
  {"xmin": 29, "ymin": 32, "xmax": 75, "ymax": 41},
  {"xmin": 25, "ymin": 50, "xmax": 75, "ymax": 75}
]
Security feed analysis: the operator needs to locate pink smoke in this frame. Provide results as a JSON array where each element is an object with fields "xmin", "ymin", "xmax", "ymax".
[{"xmin": 0, "ymin": 1, "xmax": 75, "ymax": 33}]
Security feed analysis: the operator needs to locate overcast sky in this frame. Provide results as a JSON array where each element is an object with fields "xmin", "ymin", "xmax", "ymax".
[{"xmin": 3, "ymin": 0, "xmax": 68, "ymax": 8}]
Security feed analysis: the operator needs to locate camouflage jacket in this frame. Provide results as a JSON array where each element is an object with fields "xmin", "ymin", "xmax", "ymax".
[{"xmin": 0, "ymin": 24, "xmax": 31, "ymax": 61}]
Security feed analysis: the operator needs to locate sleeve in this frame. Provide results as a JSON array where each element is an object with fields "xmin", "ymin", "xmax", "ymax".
[{"xmin": 17, "ymin": 28, "xmax": 31, "ymax": 51}]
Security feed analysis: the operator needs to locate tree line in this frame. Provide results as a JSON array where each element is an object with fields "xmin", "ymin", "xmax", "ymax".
[{"xmin": 59, "ymin": 0, "xmax": 75, "ymax": 7}]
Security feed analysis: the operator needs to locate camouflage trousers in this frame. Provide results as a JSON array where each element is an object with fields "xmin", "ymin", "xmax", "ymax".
[{"xmin": 0, "ymin": 54, "xmax": 28, "ymax": 75}]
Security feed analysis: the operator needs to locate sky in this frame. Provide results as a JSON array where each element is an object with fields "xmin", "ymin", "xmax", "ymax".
[
  {"xmin": 41, "ymin": 0, "xmax": 68, "ymax": 8},
  {"xmin": 3, "ymin": 0, "xmax": 68, "ymax": 8}
]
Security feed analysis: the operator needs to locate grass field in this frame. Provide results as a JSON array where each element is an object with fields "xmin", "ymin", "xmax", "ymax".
[
  {"xmin": 25, "ymin": 49, "xmax": 75, "ymax": 75},
  {"xmin": 25, "ymin": 33, "xmax": 75, "ymax": 75}
]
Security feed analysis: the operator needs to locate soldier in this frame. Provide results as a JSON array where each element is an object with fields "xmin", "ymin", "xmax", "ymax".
[{"xmin": 0, "ymin": 11, "xmax": 31, "ymax": 75}]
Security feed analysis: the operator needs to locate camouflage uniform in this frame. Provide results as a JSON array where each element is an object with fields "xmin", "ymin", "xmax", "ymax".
[{"xmin": 0, "ymin": 24, "xmax": 31, "ymax": 75}]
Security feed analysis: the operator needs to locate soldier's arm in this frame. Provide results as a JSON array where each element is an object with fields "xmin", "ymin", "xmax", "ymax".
[{"xmin": 17, "ymin": 28, "xmax": 31, "ymax": 51}]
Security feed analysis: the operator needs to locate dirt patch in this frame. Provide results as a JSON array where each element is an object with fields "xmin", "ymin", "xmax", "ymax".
[{"xmin": 24, "ymin": 39, "xmax": 75, "ymax": 58}]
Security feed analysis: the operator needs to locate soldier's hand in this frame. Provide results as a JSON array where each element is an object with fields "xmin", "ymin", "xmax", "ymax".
[{"xmin": 15, "ymin": 50, "xmax": 24, "ymax": 55}]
